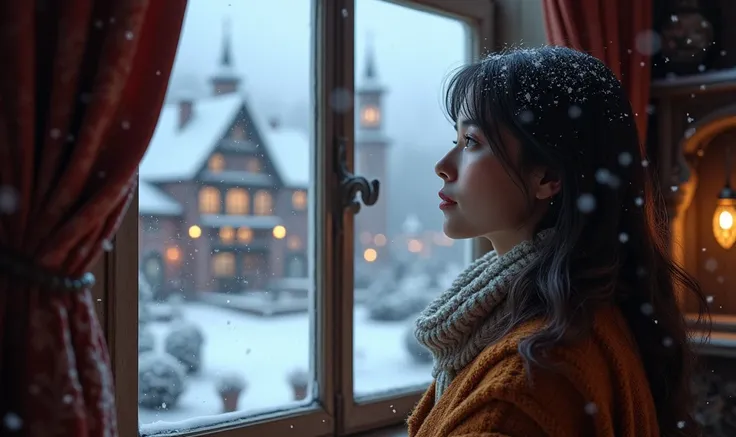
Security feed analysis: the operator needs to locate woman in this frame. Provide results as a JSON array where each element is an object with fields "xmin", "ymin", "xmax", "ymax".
[{"xmin": 409, "ymin": 46, "xmax": 709, "ymax": 437}]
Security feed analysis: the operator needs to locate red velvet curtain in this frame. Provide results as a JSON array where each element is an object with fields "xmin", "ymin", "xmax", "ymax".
[
  {"xmin": 0, "ymin": 1, "xmax": 186, "ymax": 436},
  {"xmin": 543, "ymin": 0, "xmax": 653, "ymax": 151}
]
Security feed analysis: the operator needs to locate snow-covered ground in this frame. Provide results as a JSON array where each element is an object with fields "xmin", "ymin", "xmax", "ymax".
[{"xmin": 139, "ymin": 302, "xmax": 432, "ymax": 434}]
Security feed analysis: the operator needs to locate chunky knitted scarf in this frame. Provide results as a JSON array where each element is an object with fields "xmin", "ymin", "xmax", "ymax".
[{"xmin": 414, "ymin": 229, "xmax": 553, "ymax": 400}]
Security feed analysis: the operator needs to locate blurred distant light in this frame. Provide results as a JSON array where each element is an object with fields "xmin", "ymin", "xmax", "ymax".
[
  {"xmin": 273, "ymin": 225, "xmax": 287, "ymax": 239},
  {"xmin": 408, "ymin": 239, "xmax": 423, "ymax": 253},
  {"xmin": 188, "ymin": 225, "xmax": 202, "ymax": 239}
]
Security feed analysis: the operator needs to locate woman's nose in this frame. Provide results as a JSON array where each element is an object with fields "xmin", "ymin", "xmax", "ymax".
[{"xmin": 435, "ymin": 153, "xmax": 456, "ymax": 182}]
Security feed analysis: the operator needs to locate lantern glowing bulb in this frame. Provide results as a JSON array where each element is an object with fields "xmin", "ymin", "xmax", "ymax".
[
  {"xmin": 713, "ymin": 146, "xmax": 735, "ymax": 250},
  {"xmin": 713, "ymin": 198, "xmax": 736, "ymax": 250},
  {"xmin": 720, "ymin": 210, "xmax": 734, "ymax": 230}
]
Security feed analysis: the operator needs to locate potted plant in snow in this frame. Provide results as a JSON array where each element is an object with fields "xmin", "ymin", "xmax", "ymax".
[
  {"xmin": 287, "ymin": 368, "xmax": 310, "ymax": 401},
  {"xmin": 215, "ymin": 372, "xmax": 247, "ymax": 413}
]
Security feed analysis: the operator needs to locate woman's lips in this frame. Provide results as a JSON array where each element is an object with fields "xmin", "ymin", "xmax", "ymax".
[{"xmin": 439, "ymin": 192, "xmax": 457, "ymax": 210}]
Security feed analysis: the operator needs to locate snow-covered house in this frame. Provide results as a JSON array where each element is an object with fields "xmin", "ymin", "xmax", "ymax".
[
  {"xmin": 138, "ymin": 23, "xmax": 391, "ymax": 299},
  {"xmin": 138, "ymin": 26, "xmax": 310, "ymax": 298}
]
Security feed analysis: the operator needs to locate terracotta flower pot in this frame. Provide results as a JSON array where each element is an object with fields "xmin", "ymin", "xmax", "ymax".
[
  {"xmin": 219, "ymin": 389, "xmax": 241, "ymax": 413},
  {"xmin": 292, "ymin": 384, "xmax": 308, "ymax": 401},
  {"xmin": 288, "ymin": 368, "xmax": 310, "ymax": 401}
]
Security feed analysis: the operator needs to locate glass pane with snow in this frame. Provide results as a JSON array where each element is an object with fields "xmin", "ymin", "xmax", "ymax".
[
  {"xmin": 352, "ymin": 1, "xmax": 472, "ymax": 399},
  {"xmin": 137, "ymin": 1, "xmax": 315, "ymax": 433}
]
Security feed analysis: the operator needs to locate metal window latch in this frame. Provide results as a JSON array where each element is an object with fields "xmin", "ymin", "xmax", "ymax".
[{"xmin": 335, "ymin": 137, "xmax": 379, "ymax": 214}]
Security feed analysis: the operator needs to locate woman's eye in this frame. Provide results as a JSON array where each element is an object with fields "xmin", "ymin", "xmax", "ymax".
[{"xmin": 463, "ymin": 135, "xmax": 479, "ymax": 148}]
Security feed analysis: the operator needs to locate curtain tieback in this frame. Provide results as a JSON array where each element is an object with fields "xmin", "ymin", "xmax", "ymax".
[{"xmin": 0, "ymin": 248, "xmax": 95, "ymax": 292}]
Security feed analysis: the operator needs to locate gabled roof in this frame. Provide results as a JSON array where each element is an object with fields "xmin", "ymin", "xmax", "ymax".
[
  {"xmin": 139, "ymin": 181, "xmax": 182, "ymax": 216},
  {"xmin": 139, "ymin": 93, "xmax": 309, "ymax": 188}
]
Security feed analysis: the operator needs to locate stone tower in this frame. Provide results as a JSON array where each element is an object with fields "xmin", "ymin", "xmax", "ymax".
[{"xmin": 355, "ymin": 34, "xmax": 390, "ymax": 265}]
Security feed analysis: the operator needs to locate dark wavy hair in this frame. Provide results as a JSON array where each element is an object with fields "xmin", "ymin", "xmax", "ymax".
[{"xmin": 443, "ymin": 46, "xmax": 710, "ymax": 436}]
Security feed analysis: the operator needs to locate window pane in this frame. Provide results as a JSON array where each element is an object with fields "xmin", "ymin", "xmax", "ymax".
[
  {"xmin": 353, "ymin": 0, "xmax": 472, "ymax": 398},
  {"xmin": 137, "ymin": 0, "xmax": 315, "ymax": 433}
]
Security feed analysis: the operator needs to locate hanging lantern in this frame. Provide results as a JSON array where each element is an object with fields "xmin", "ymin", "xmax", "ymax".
[{"xmin": 713, "ymin": 146, "xmax": 735, "ymax": 250}]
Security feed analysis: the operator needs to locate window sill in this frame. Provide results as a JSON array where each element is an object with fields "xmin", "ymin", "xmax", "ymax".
[{"xmin": 352, "ymin": 424, "xmax": 408, "ymax": 437}]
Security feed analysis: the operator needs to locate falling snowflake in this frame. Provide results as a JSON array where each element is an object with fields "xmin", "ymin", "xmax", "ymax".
[
  {"xmin": 640, "ymin": 303, "xmax": 654, "ymax": 316},
  {"xmin": 3, "ymin": 412, "xmax": 22, "ymax": 431},
  {"xmin": 568, "ymin": 105, "xmax": 582, "ymax": 119},
  {"xmin": 618, "ymin": 152, "xmax": 632, "ymax": 167},
  {"xmin": 0, "ymin": 186, "xmax": 19, "ymax": 214},
  {"xmin": 584, "ymin": 402, "xmax": 598, "ymax": 415},
  {"xmin": 576, "ymin": 194, "xmax": 596, "ymax": 214}
]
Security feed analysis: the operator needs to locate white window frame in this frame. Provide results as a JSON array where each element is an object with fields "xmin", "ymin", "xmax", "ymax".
[{"xmin": 95, "ymin": 1, "xmax": 494, "ymax": 436}]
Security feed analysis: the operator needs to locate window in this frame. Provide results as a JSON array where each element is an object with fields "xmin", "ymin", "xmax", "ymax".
[
  {"xmin": 212, "ymin": 252, "xmax": 236, "ymax": 277},
  {"xmin": 116, "ymin": 1, "xmax": 491, "ymax": 437},
  {"xmin": 253, "ymin": 190, "xmax": 273, "ymax": 215},
  {"xmin": 219, "ymin": 225, "xmax": 235, "ymax": 243},
  {"xmin": 360, "ymin": 105, "xmax": 380, "ymax": 127},
  {"xmin": 246, "ymin": 156, "xmax": 261, "ymax": 173},
  {"xmin": 225, "ymin": 188, "xmax": 249, "ymax": 214},
  {"xmin": 237, "ymin": 226, "xmax": 253, "ymax": 243},
  {"xmin": 209, "ymin": 153, "xmax": 225, "ymax": 172},
  {"xmin": 199, "ymin": 186, "xmax": 221, "ymax": 214},
  {"xmin": 292, "ymin": 190, "xmax": 307, "ymax": 210}
]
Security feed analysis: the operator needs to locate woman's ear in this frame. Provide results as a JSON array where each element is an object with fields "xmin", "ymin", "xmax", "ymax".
[{"xmin": 534, "ymin": 169, "xmax": 561, "ymax": 200}]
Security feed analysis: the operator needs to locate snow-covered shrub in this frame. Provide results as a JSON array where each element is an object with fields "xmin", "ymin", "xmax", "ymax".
[
  {"xmin": 164, "ymin": 322, "xmax": 204, "ymax": 373},
  {"xmin": 139, "ymin": 327, "xmax": 155, "ymax": 355},
  {"xmin": 367, "ymin": 291, "xmax": 429, "ymax": 322},
  {"xmin": 138, "ymin": 352, "xmax": 186, "ymax": 410},
  {"xmin": 365, "ymin": 261, "xmax": 437, "ymax": 322},
  {"xmin": 404, "ymin": 324, "xmax": 432, "ymax": 364},
  {"xmin": 216, "ymin": 372, "xmax": 248, "ymax": 394},
  {"xmin": 287, "ymin": 368, "xmax": 310, "ymax": 401},
  {"xmin": 149, "ymin": 302, "xmax": 175, "ymax": 322},
  {"xmin": 354, "ymin": 258, "xmax": 374, "ymax": 289}
]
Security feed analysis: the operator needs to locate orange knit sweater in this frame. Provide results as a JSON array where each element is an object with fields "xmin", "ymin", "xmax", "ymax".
[{"xmin": 407, "ymin": 306, "xmax": 660, "ymax": 437}]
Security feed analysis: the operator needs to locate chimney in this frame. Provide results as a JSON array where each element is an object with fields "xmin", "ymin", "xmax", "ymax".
[
  {"xmin": 178, "ymin": 100, "xmax": 193, "ymax": 130},
  {"xmin": 269, "ymin": 117, "xmax": 280, "ymax": 130}
]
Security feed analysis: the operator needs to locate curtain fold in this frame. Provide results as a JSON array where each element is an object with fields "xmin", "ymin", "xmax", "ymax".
[
  {"xmin": 0, "ymin": 1, "xmax": 187, "ymax": 435},
  {"xmin": 543, "ymin": 0, "xmax": 653, "ymax": 151}
]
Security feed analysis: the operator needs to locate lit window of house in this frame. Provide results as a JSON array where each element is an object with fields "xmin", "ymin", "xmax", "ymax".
[
  {"xmin": 220, "ymin": 226, "xmax": 235, "ymax": 243},
  {"xmin": 226, "ymin": 188, "xmax": 249, "ymax": 215},
  {"xmin": 360, "ymin": 104, "xmax": 380, "ymax": 127},
  {"xmin": 198, "ymin": 186, "xmax": 221, "ymax": 214},
  {"xmin": 254, "ymin": 190, "xmax": 273, "ymax": 215},
  {"xmin": 292, "ymin": 190, "xmax": 307, "ymax": 210},
  {"xmin": 208, "ymin": 153, "xmax": 225, "ymax": 172},
  {"xmin": 212, "ymin": 252, "xmax": 235, "ymax": 277},
  {"xmin": 237, "ymin": 226, "xmax": 253, "ymax": 243},
  {"xmin": 246, "ymin": 157, "xmax": 261, "ymax": 173}
]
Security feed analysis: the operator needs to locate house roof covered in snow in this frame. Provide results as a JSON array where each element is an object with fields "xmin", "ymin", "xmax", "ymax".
[
  {"xmin": 139, "ymin": 181, "xmax": 183, "ymax": 216},
  {"xmin": 139, "ymin": 93, "xmax": 310, "ymax": 189}
]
